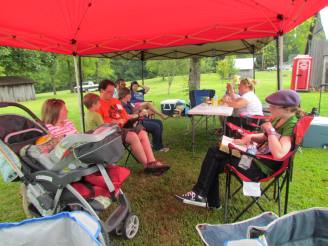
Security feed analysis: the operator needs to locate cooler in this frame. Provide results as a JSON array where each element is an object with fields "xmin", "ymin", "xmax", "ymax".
[
  {"xmin": 160, "ymin": 99, "xmax": 186, "ymax": 116},
  {"xmin": 303, "ymin": 116, "xmax": 328, "ymax": 148},
  {"xmin": 290, "ymin": 55, "xmax": 312, "ymax": 91}
]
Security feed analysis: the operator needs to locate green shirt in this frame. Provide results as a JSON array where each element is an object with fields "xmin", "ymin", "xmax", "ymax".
[
  {"xmin": 271, "ymin": 115, "xmax": 298, "ymax": 137},
  {"xmin": 253, "ymin": 115, "xmax": 298, "ymax": 176},
  {"xmin": 85, "ymin": 111, "xmax": 104, "ymax": 132}
]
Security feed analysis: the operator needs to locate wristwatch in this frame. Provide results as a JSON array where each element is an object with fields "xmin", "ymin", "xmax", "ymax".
[{"xmin": 266, "ymin": 127, "xmax": 277, "ymax": 136}]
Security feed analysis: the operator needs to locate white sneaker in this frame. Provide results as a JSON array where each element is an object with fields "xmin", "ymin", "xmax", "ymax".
[
  {"xmin": 159, "ymin": 147, "xmax": 170, "ymax": 152},
  {"xmin": 175, "ymin": 191, "xmax": 207, "ymax": 208}
]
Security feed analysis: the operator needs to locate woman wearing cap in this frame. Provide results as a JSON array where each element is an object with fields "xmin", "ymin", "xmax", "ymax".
[{"xmin": 176, "ymin": 89, "xmax": 304, "ymax": 209}]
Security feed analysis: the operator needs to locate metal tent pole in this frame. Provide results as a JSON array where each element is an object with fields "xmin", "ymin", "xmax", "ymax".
[
  {"xmin": 141, "ymin": 51, "xmax": 145, "ymax": 85},
  {"xmin": 253, "ymin": 50, "xmax": 256, "ymax": 79},
  {"xmin": 73, "ymin": 55, "xmax": 85, "ymax": 132}
]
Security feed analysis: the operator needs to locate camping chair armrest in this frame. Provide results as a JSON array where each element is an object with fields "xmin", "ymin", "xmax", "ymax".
[
  {"xmin": 254, "ymin": 151, "xmax": 294, "ymax": 162},
  {"xmin": 239, "ymin": 114, "xmax": 271, "ymax": 120},
  {"xmin": 226, "ymin": 122, "xmax": 252, "ymax": 136}
]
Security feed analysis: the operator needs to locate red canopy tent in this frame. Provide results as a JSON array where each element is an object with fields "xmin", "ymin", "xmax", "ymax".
[{"xmin": 0, "ymin": 0, "xmax": 326, "ymax": 56}]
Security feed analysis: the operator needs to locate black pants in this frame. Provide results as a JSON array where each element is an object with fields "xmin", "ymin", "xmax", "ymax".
[{"xmin": 192, "ymin": 146, "xmax": 267, "ymax": 207}]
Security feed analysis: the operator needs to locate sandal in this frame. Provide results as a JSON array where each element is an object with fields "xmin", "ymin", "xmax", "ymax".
[{"xmin": 144, "ymin": 160, "xmax": 170, "ymax": 173}]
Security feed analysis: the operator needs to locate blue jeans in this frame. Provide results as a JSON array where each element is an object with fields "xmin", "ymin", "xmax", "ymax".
[{"xmin": 141, "ymin": 119, "xmax": 164, "ymax": 150}]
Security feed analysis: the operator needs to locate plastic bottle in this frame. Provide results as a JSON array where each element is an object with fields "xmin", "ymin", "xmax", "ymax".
[
  {"xmin": 213, "ymin": 95, "xmax": 218, "ymax": 106},
  {"xmin": 246, "ymin": 142, "xmax": 257, "ymax": 155}
]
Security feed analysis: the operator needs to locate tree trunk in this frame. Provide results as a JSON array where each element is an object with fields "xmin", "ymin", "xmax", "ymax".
[
  {"xmin": 168, "ymin": 76, "xmax": 173, "ymax": 95},
  {"xmin": 304, "ymin": 14, "xmax": 317, "ymax": 54},
  {"xmin": 52, "ymin": 76, "xmax": 56, "ymax": 95},
  {"xmin": 66, "ymin": 59, "xmax": 74, "ymax": 93},
  {"xmin": 188, "ymin": 57, "xmax": 200, "ymax": 91}
]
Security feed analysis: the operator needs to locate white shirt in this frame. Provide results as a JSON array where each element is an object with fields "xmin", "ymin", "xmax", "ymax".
[{"xmin": 233, "ymin": 91, "xmax": 263, "ymax": 116}]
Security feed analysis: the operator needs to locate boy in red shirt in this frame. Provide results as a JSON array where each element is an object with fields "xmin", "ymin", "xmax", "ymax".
[{"xmin": 98, "ymin": 80, "xmax": 169, "ymax": 174}]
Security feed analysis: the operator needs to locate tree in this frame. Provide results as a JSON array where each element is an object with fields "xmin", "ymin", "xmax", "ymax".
[
  {"xmin": 217, "ymin": 56, "xmax": 237, "ymax": 79},
  {"xmin": 188, "ymin": 57, "xmax": 201, "ymax": 91},
  {"xmin": 110, "ymin": 59, "xmax": 144, "ymax": 81},
  {"xmin": 147, "ymin": 59, "xmax": 188, "ymax": 94},
  {"xmin": 201, "ymin": 57, "xmax": 218, "ymax": 73}
]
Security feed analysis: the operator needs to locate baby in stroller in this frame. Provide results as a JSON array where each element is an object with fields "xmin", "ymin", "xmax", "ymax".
[{"xmin": 0, "ymin": 102, "xmax": 139, "ymax": 243}]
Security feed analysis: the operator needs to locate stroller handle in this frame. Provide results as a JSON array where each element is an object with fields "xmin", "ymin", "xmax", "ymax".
[{"xmin": 0, "ymin": 101, "xmax": 44, "ymax": 126}]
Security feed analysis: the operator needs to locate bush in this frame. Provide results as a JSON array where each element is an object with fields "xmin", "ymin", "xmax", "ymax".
[{"xmin": 217, "ymin": 56, "xmax": 238, "ymax": 79}]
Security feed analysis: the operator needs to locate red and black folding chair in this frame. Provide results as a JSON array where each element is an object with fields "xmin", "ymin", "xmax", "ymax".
[
  {"xmin": 223, "ymin": 115, "xmax": 313, "ymax": 223},
  {"xmin": 225, "ymin": 114, "xmax": 272, "ymax": 138}
]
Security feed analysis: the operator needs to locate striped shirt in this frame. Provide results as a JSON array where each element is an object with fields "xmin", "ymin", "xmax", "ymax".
[{"xmin": 46, "ymin": 119, "xmax": 78, "ymax": 138}]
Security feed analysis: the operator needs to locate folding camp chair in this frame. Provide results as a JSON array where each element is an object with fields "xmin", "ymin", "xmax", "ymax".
[
  {"xmin": 224, "ymin": 114, "xmax": 272, "ymax": 137},
  {"xmin": 189, "ymin": 89, "xmax": 216, "ymax": 108},
  {"xmin": 123, "ymin": 143, "xmax": 138, "ymax": 166},
  {"xmin": 223, "ymin": 115, "xmax": 313, "ymax": 223},
  {"xmin": 187, "ymin": 89, "xmax": 216, "ymax": 134}
]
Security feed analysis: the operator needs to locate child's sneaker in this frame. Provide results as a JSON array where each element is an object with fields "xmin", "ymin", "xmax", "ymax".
[
  {"xmin": 175, "ymin": 191, "xmax": 207, "ymax": 207},
  {"xmin": 158, "ymin": 147, "xmax": 170, "ymax": 152}
]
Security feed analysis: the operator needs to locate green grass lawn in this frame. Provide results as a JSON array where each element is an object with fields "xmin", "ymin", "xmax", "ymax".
[{"xmin": 0, "ymin": 71, "xmax": 328, "ymax": 245}]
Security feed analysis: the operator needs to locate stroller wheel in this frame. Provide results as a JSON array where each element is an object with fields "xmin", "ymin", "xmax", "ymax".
[
  {"xmin": 114, "ymin": 223, "xmax": 123, "ymax": 236},
  {"xmin": 21, "ymin": 184, "xmax": 42, "ymax": 218},
  {"xmin": 123, "ymin": 214, "xmax": 139, "ymax": 239}
]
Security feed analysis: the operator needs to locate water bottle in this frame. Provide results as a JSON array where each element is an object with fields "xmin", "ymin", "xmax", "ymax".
[
  {"xmin": 246, "ymin": 143, "xmax": 257, "ymax": 155},
  {"xmin": 213, "ymin": 95, "xmax": 218, "ymax": 106}
]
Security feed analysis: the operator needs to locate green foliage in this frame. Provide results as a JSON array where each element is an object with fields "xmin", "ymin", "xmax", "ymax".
[
  {"xmin": 201, "ymin": 57, "xmax": 218, "ymax": 73},
  {"xmin": 110, "ymin": 59, "xmax": 145, "ymax": 81},
  {"xmin": 147, "ymin": 59, "xmax": 189, "ymax": 94},
  {"xmin": 82, "ymin": 57, "xmax": 113, "ymax": 82},
  {"xmin": 217, "ymin": 56, "xmax": 238, "ymax": 79}
]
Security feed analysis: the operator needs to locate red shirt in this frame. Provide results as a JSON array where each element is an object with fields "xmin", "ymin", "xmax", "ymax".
[{"xmin": 98, "ymin": 98, "xmax": 129, "ymax": 127}]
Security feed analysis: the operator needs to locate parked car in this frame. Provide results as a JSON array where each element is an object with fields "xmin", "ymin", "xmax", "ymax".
[
  {"xmin": 266, "ymin": 64, "xmax": 292, "ymax": 71},
  {"xmin": 266, "ymin": 65, "xmax": 277, "ymax": 71},
  {"xmin": 74, "ymin": 81, "xmax": 98, "ymax": 92}
]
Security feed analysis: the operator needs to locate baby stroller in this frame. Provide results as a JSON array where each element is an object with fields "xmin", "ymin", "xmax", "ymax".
[{"xmin": 0, "ymin": 102, "xmax": 139, "ymax": 244}]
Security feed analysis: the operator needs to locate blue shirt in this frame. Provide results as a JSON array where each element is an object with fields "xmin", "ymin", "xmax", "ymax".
[{"xmin": 131, "ymin": 89, "xmax": 145, "ymax": 103}]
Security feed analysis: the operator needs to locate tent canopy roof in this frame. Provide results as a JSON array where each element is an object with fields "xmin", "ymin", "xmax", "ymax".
[{"xmin": 0, "ymin": 0, "xmax": 327, "ymax": 58}]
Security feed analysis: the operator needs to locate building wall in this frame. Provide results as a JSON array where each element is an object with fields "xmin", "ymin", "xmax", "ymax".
[
  {"xmin": 0, "ymin": 84, "xmax": 35, "ymax": 102},
  {"xmin": 238, "ymin": 69, "xmax": 253, "ymax": 79},
  {"xmin": 309, "ymin": 17, "xmax": 328, "ymax": 89}
]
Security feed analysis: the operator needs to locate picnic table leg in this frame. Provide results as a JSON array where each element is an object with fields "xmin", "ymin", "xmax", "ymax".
[
  {"xmin": 192, "ymin": 115, "xmax": 195, "ymax": 156},
  {"xmin": 223, "ymin": 116, "xmax": 227, "ymax": 135},
  {"xmin": 205, "ymin": 116, "xmax": 208, "ymax": 135}
]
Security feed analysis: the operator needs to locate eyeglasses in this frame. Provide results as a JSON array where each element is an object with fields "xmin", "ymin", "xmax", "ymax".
[{"xmin": 268, "ymin": 104, "xmax": 283, "ymax": 109}]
